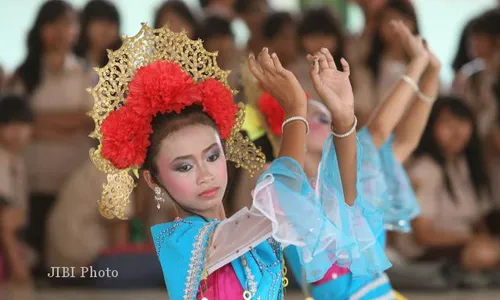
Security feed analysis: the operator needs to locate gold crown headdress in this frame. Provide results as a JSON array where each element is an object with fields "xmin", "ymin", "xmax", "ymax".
[{"xmin": 88, "ymin": 24, "xmax": 265, "ymax": 220}]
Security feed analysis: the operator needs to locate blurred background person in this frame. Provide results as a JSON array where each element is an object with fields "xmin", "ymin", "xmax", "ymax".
[
  {"xmin": 234, "ymin": 0, "xmax": 269, "ymax": 55},
  {"xmin": 395, "ymin": 97, "xmax": 500, "ymax": 287},
  {"xmin": 354, "ymin": 0, "xmax": 420, "ymax": 124},
  {"xmin": 262, "ymin": 12, "xmax": 298, "ymax": 68},
  {"xmin": 0, "ymin": 94, "xmax": 34, "ymax": 286},
  {"xmin": 197, "ymin": 15, "xmax": 239, "ymax": 89},
  {"xmin": 154, "ymin": 0, "xmax": 198, "ymax": 38},
  {"xmin": 74, "ymin": 0, "xmax": 121, "ymax": 69},
  {"xmin": 200, "ymin": 0, "xmax": 235, "ymax": 19},
  {"xmin": 290, "ymin": 7, "xmax": 346, "ymax": 100},
  {"xmin": 45, "ymin": 159, "xmax": 164, "ymax": 288},
  {"xmin": 0, "ymin": 65, "xmax": 5, "ymax": 92},
  {"xmin": 6, "ymin": 0, "xmax": 94, "ymax": 278}
]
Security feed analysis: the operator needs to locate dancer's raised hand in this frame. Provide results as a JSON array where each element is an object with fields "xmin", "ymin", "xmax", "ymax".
[
  {"xmin": 307, "ymin": 48, "xmax": 354, "ymax": 129},
  {"xmin": 248, "ymin": 48, "xmax": 307, "ymax": 117}
]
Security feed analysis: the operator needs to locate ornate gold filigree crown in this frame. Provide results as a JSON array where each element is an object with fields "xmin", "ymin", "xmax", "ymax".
[{"xmin": 88, "ymin": 23, "xmax": 265, "ymax": 220}]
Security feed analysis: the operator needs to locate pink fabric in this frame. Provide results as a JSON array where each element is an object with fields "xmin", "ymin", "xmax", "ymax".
[
  {"xmin": 313, "ymin": 263, "xmax": 350, "ymax": 286},
  {"xmin": 196, "ymin": 264, "xmax": 244, "ymax": 299}
]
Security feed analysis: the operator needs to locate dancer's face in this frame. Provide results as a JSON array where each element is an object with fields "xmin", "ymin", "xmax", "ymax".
[
  {"xmin": 306, "ymin": 100, "xmax": 332, "ymax": 154},
  {"xmin": 153, "ymin": 124, "xmax": 228, "ymax": 218}
]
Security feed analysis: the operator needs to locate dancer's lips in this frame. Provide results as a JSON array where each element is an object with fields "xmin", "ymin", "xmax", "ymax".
[{"xmin": 198, "ymin": 187, "xmax": 219, "ymax": 198}]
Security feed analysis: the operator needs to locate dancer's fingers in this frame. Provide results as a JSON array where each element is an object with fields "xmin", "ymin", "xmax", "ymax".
[
  {"xmin": 321, "ymin": 48, "xmax": 337, "ymax": 69},
  {"xmin": 340, "ymin": 58, "xmax": 350, "ymax": 77},
  {"xmin": 248, "ymin": 53, "xmax": 265, "ymax": 82}
]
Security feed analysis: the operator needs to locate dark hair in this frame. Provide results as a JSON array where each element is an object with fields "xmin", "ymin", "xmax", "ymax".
[
  {"xmin": 452, "ymin": 19, "xmax": 475, "ymax": 73},
  {"xmin": 414, "ymin": 96, "xmax": 490, "ymax": 203},
  {"xmin": 197, "ymin": 15, "xmax": 233, "ymax": 42},
  {"xmin": 298, "ymin": 7, "xmax": 345, "ymax": 69},
  {"xmin": 366, "ymin": 0, "xmax": 420, "ymax": 79},
  {"xmin": 74, "ymin": 0, "xmax": 121, "ymax": 68},
  {"xmin": 143, "ymin": 105, "xmax": 228, "ymax": 221},
  {"xmin": 0, "ymin": 94, "xmax": 34, "ymax": 125},
  {"xmin": 154, "ymin": 0, "xmax": 197, "ymax": 30},
  {"xmin": 234, "ymin": 0, "xmax": 252, "ymax": 14},
  {"xmin": 263, "ymin": 12, "xmax": 295, "ymax": 40},
  {"xmin": 469, "ymin": 8, "xmax": 500, "ymax": 37},
  {"xmin": 14, "ymin": 0, "xmax": 74, "ymax": 95},
  {"xmin": 200, "ymin": 0, "xmax": 211, "ymax": 9}
]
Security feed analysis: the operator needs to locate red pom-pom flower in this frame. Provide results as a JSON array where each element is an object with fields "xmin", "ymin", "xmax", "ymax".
[
  {"xmin": 197, "ymin": 78, "xmax": 237, "ymax": 139},
  {"xmin": 258, "ymin": 92, "xmax": 285, "ymax": 135},
  {"xmin": 257, "ymin": 92, "xmax": 312, "ymax": 136},
  {"xmin": 126, "ymin": 62, "xmax": 194, "ymax": 116},
  {"xmin": 101, "ymin": 108, "xmax": 152, "ymax": 169}
]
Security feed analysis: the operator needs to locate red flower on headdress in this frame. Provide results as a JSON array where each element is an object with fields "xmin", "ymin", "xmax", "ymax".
[
  {"xmin": 258, "ymin": 92, "xmax": 285, "ymax": 135},
  {"xmin": 126, "ymin": 62, "xmax": 195, "ymax": 116},
  {"xmin": 101, "ymin": 108, "xmax": 152, "ymax": 169},
  {"xmin": 100, "ymin": 60, "xmax": 238, "ymax": 170},
  {"xmin": 198, "ymin": 78, "xmax": 237, "ymax": 139},
  {"xmin": 257, "ymin": 92, "xmax": 311, "ymax": 136}
]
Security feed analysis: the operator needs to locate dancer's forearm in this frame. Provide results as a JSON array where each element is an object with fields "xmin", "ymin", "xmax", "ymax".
[
  {"xmin": 367, "ymin": 57, "xmax": 428, "ymax": 149},
  {"xmin": 332, "ymin": 117, "xmax": 358, "ymax": 206},
  {"xmin": 393, "ymin": 68, "xmax": 440, "ymax": 162}
]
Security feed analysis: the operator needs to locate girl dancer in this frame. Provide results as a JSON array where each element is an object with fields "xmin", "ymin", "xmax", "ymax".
[
  {"xmin": 88, "ymin": 24, "xmax": 390, "ymax": 299},
  {"xmin": 252, "ymin": 21, "xmax": 440, "ymax": 299}
]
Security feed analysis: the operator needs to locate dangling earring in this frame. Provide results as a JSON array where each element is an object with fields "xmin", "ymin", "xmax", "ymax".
[{"xmin": 154, "ymin": 186, "xmax": 165, "ymax": 209}]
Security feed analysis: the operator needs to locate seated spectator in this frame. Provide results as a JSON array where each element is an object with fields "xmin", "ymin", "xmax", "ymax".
[
  {"xmin": 74, "ymin": 0, "xmax": 121, "ymax": 69},
  {"xmin": 46, "ymin": 159, "xmax": 163, "ymax": 288},
  {"xmin": 197, "ymin": 15, "xmax": 240, "ymax": 89},
  {"xmin": 0, "ymin": 94, "xmax": 35, "ymax": 285},
  {"xmin": 395, "ymin": 97, "xmax": 500, "ymax": 273}
]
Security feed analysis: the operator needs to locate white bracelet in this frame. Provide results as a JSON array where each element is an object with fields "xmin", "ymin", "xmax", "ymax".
[
  {"xmin": 282, "ymin": 116, "xmax": 309, "ymax": 135},
  {"xmin": 331, "ymin": 116, "xmax": 357, "ymax": 138},
  {"xmin": 401, "ymin": 75, "xmax": 419, "ymax": 93},
  {"xmin": 417, "ymin": 91, "xmax": 436, "ymax": 103}
]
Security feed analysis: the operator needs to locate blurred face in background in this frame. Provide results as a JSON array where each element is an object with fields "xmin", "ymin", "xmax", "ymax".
[
  {"xmin": 270, "ymin": 22, "xmax": 297, "ymax": 66},
  {"xmin": 87, "ymin": 19, "xmax": 119, "ymax": 51},
  {"xmin": 240, "ymin": 0, "xmax": 269, "ymax": 34},
  {"xmin": 433, "ymin": 108, "xmax": 473, "ymax": 158},
  {"xmin": 302, "ymin": 33, "xmax": 338, "ymax": 56},
  {"xmin": 205, "ymin": 35, "xmax": 235, "ymax": 68},
  {"xmin": 351, "ymin": 0, "xmax": 387, "ymax": 14},
  {"xmin": 41, "ymin": 10, "xmax": 79, "ymax": 53},
  {"xmin": 158, "ymin": 9, "xmax": 195, "ymax": 39},
  {"xmin": 468, "ymin": 33, "xmax": 499, "ymax": 61},
  {"xmin": 0, "ymin": 123, "xmax": 33, "ymax": 153}
]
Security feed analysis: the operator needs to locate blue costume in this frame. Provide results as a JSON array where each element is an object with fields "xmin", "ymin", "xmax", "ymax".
[
  {"xmin": 152, "ymin": 135, "xmax": 391, "ymax": 299},
  {"xmin": 284, "ymin": 127, "xmax": 420, "ymax": 299}
]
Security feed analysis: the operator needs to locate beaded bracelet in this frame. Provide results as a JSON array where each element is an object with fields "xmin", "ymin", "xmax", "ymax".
[
  {"xmin": 282, "ymin": 116, "xmax": 309, "ymax": 135},
  {"xmin": 331, "ymin": 116, "xmax": 357, "ymax": 138}
]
